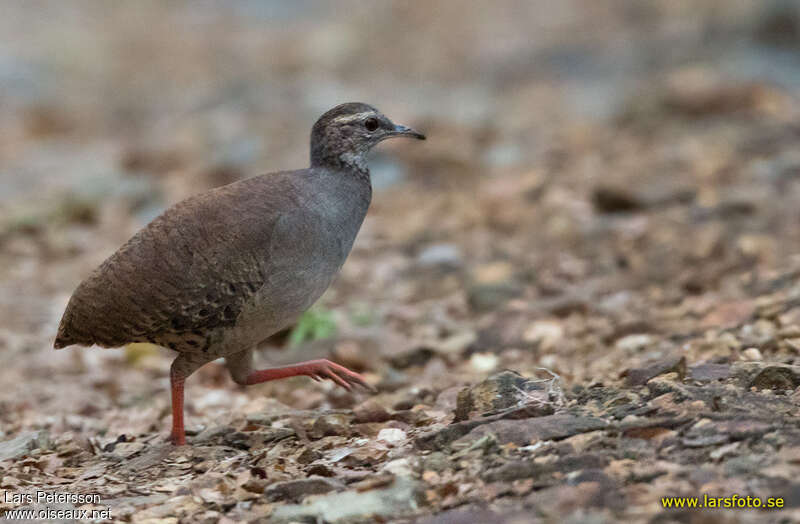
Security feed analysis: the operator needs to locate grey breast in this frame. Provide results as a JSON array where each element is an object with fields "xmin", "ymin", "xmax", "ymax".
[{"xmin": 225, "ymin": 168, "xmax": 371, "ymax": 350}]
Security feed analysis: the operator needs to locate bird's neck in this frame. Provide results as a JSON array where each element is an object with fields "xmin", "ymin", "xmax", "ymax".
[{"xmin": 310, "ymin": 150, "xmax": 371, "ymax": 184}]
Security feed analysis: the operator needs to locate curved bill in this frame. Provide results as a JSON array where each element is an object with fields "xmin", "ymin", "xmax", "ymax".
[{"xmin": 392, "ymin": 124, "xmax": 426, "ymax": 140}]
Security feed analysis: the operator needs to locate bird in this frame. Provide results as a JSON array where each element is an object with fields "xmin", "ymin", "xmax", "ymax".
[{"xmin": 54, "ymin": 102, "xmax": 425, "ymax": 445}]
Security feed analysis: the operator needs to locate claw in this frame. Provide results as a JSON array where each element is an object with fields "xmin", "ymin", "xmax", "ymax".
[{"xmin": 327, "ymin": 371, "xmax": 352, "ymax": 390}]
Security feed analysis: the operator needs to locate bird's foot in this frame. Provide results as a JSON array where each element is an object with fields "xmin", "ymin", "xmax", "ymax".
[
  {"xmin": 168, "ymin": 431, "xmax": 187, "ymax": 446},
  {"xmin": 300, "ymin": 359, "xmax": 375, "ymax": 392}
]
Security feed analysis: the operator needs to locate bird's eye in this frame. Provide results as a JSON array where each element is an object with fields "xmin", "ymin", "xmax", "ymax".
[{"xmin": 364, "ymin": 117, "xmax": 379, "ymax": 132}]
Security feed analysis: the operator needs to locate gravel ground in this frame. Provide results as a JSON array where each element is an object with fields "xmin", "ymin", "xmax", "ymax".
[{"xmin": 3, "ymin": 1, "xmax": 800, "ymax": 522}]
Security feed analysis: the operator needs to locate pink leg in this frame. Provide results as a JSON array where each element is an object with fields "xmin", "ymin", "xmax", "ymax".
[
  {"xmin": 169, "ymin": 373, "xmax": 186, "ymax": 446},
  {"xmin": 244, "ymin": 359, "xmax": 373, "ymax": 391}
]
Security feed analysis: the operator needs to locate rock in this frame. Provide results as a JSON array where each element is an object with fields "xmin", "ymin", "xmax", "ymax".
[
  {"xmin": 659, "ymin": 67, "xmax": 770, "ymax": 117},
  {"xmin": 754, "ymin": 0, "xmax": 800, "ymax": 47},
  {"xmin": 593, "ymin": 179, "xmax": 695, "ymax": 214},
  {"xmin": 417, "ymin": 401, "xmax": 560, "ymax": 451},
  {"xmin": 389, "ymin": 347, "xmax": 435, "ymax": 369},
  {"xmin": 645, "ymin": 373, "xmax": 691, "ymax": 399},
  {"xmin": 382, "ymin": 457, "xmax": 414, "ymax": 476},
  {"xmin": 417, "ymin": 244, "xmax": 463, "ymax": 269},
  {"xmin": 688, "ymin": 363, "xmax": 731, "ymax": 382},
  {"xmin": 296, "ymin": 448, "xmax": 322, "ymax": 465},
  {"xmin": 623, "ymin": 356, "xmax": 686, "ymax": 386},
  {"xmin": 467, "ymin": 282, "xmax": 521, "ymax": 312},
  {"xmin": 614, "ymin": 334, "xmax": 655, "ymax": 354},
  {"xmin": 454, "ymin": 370, "xmax": 549, "ymax": 422},
  {"xmin": 469, "ymin": 352, "xmax": 499, "ymax": 373},
  {"xmin": 742, "ymin": 347, "xmax": 763, "ymax": 361},
  {"xmin": 433, "ymin": 331, "xmax": 477, "ymax": 355},
  {"xmin": 454, "ymin": 414, "xmax": 609, "ymax": 447},
  {"xmin": 271, "ymin": 476, "xmax": 423, "ymax": 523},
  {"xmin": 0, "ymin": 431, "xmax": 49, "ymax": 461},
  {"xmin": 700, "ymin": 300, "xmax": 756, "ymax": 329},
  {"xmin": 522, "ymin": 320, "xmax": 564, "ymax": 351},
  {"xmin": 422, "ymin": 452, "xmax": 451, "ymax": 473},
  {"xmin": 484, "ymin": 455, "xmax": 615, "ymax": 484},
  {"xmin": 311, "ymin": 414, "xmax": 352, "ymax": 438},
  {"xmin": 749, "ymin": 365, "xmax": 800, "ymax": 391},
  {"xmin": 483, "ymin": 460, "xmax": 548, "ymax": 483},
  {"xmin": 377, "ymin": 428, "xmax": 407, "ymax": 446},
  {"xmin": 682, "ymin": 434, "xmax": 729, "ymax": 448},
  {"xmin": 592, "ymin": 185, "xmax": 643, "ymax": 213},
  {"xmin": 415, "ymin": 507, "xmax": 514, "ymax": 524},
  {"xmin": 254, "ymin": 427, "xmax": 296, "ymax": 445},
  {"xmin": 108, "ymin": 441, "xmax": 145, "ymax": 459},
  {"xmin": 264, "ymin": 477, "xmax": 345, "ymax": 502},
  {"xmin": 353, "ymin": 399, "xmax": 391, "ymax": 423},
  {"xmin": 472, "ymin": 261, "xmax": 515, "ymax": 284}
]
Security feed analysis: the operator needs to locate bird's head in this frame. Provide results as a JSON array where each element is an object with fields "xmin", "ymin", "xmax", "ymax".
[{"xmin": 310, "ymin": 102, "xmax": 425, "ymax": 172}]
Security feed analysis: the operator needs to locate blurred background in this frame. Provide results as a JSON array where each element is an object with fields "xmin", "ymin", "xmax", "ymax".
[{"xmin": 3, "ymin": 0, "xmax": 800, "ymax": 519}]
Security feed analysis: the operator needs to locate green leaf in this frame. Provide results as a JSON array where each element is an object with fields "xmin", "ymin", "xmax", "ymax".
[{"xmin": 289, "ymin": 308, "xmax": 337, "ymax": 346}]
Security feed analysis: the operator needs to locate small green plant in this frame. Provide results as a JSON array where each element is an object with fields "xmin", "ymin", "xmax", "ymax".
[
  {"xmin": 288, "ymin": 308, "xmax": 337, "ymax": 346},
  {"xmin": 349, "ymin": 302, "xmax": 377, "ymax": 327}
]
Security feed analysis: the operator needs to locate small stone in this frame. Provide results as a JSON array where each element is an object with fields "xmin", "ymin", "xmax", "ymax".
[
  {"xmin": 682, "ymin": 434, "xmax": 730, "ymax": 448},
  {"xmin": 434, "ymin": 331, "xmax": 477, "ymax": 355},
  {"xmin": 754, "ymin": 0, "xmax": 800, "ymax": 47},
  {"xmin": 522, "ymin": 320, "xmax": 564, "ymax": 351},
  {"xmin": 689, "ymin": 363, "xmax": 731, "ymax": 382},
  {"xmin": 592, "ymin": 185, "xmax": 643, "ymax": 213},
  {"xmin": 749, "ymin": 365, "xmax": 800, "ymax": 390},
  {"xmin": 646, "ymin": 373, "xmax": 691, "ymax": 398},
  {"xmin": 0, "ymin": 431, "xmax": 49, "ymax": 461},
  {"xmin": 710, "ymin": 442, "xmax": 741, "ymax": 460},
  {"xmin": 271, "ymin": 476, "xmax": 422, "ymax": 523},
  {"xmin": 108, "ymin": 441, "xmax": 145, "ymax": 459},
  {"xmin": 742, "ymin": 347, "xmax": 763, "ymax": 361},
  {"xmin": 614, "ymin": 334, "xmax": 655, "ymax": 354},
  {"xmin": 382, "ymin": 457, "xmax": 414, "ymax": 476},
  {"xmin": 472, "ymin": 261, "xmax": 514, "ymax": 284},
  {"xmin": 377, "ymin": 428, "xmax": 407, "ymax": 446},
  {"xmin": 264, "ymin": 477, "xmax": 345, "ymax": 502},
  {"xmin": 296, "ymin": 448, "xmax": 322, "ymax": 465},
  {"xmin": 353, "ymin": 399, "xmax": 391, "ymax": 423},
  {"xmin": 311, "ymin": 414, "xmax": 352, "ymax": 438},
  {"xmin": 624, "ymin": 356, "xmax": 686, "ymax": 387},
  {"xmin": 389, "ymin": 347, "xmax": 435, "ymax": 369},
  {"xmin": 422, "ymin": 470, "xmax": 441, "ymax": 484},
  {"xmin": 483, "ymin": 460, "xmax": 547, "ymax": 483},
  {"xmin": 469, "ymin": 353, "xmax": 499, "ymax": 373},
  {"xmin": 455, "ymin": 414, "xmax": 609, "ymax": 447},
  {"xmin": 417, "ymin": 244, "xmax": 463, "ymax": 269},
  {"xmin": 467, "ymin": 282, "xmax": 521, "ymax": 312},
  {"xmin": 455, "ymin": 370, "xmax": 540, "ymax": 421},
  {"xmin": 422, "ymin": 452, "xmax": 451, "ymax": 473}
]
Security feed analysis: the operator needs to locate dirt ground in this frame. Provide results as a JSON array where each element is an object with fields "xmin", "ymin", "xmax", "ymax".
[{"xmin": 3, "ymin": 1, "xmax": 800, "ymax": 522}]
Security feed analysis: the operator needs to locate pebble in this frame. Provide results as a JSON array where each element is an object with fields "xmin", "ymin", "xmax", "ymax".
[
  {"xmin": 469, "ymin": 352, "xmax": 499, "ymax": 373},
  {"xmin": 353, "ymin": 399, "xmax": 391, "ymax": 424},
  {"xmin": 522, "ymin": 320, "xmax": 564, "ymax": 351},
  {"xmin": 312, "ymin": 414, "xmax": 352, "ymax": 438},
  {"xmin": 0, "ymin": 431, "xmax": 49, "ymax": 461},
  {"xmin": 417, "ymin": 244, "xmax": 463, "ymax": 268},
  {"xmin": 264, "ymin": 477, "xmax": 345, "ymax": 503},
  {"xmin": 615, "ymin": 334, "xmax": 655, "ymax": 354},
  {"xmin": 377, "ymin": 428, "xmax": 407, "ymax": 446},
  {"xmin": 742, "ymin": 347, "xmax": 763, "ymax": 361}
]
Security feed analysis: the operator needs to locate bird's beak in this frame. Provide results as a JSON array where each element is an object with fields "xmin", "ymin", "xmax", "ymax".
[{"xmin": 392, "ymin": 124, "xmax": 426, "ymax": 140}]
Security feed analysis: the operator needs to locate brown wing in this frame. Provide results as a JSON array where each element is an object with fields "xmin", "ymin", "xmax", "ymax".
[{"xmin": 54, "ymin": 174, "xmax": 292, "ymax": 352}]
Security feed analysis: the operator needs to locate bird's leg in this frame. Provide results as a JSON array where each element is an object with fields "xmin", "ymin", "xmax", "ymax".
[
  {"xmin": 168, "ymin": 354, "xmax": 207, "ymax": 445},
  {"xmin": 169, "ymin": 370, "xmax": 186, "ymax": 446},
  {"xmin": 226, "ymin": 349, "xmax": 373, "ymax": 391}
]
